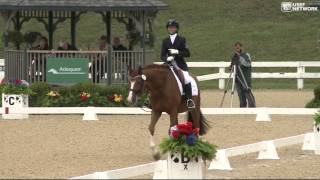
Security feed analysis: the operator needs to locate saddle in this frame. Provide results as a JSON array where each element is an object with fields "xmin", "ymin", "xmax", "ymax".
[{"xmin": 168, "ymin": 64, "xmax": 185, "ymax": 85}]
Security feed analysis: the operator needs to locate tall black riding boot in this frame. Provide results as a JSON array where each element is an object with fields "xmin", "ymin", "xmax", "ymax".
[{"xmin": 184, "ymin": 83, "xmax": 195, "ymax": 109}]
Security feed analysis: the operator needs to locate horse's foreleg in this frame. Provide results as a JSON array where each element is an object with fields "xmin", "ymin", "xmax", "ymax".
[
  {"xmin": 149, "ymin": 111, "xmax": 161, "ymax": 160},
  {"xmin": 169, "ymin": 110, "xmax": 179, "ymax": 135}
]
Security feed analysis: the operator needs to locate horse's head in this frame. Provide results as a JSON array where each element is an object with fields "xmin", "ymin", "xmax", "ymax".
[{"xmin": 127, "ymin": 66, "xmax": 146, "ymax": 105}]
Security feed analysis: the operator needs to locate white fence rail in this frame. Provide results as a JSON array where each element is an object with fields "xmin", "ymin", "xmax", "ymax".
[
  {"xmin": 69, "ymin": 132, "xmax": 319, "ymax": 179},
  {"xmin": 155, "ymin": 61, "xmax": 320, "ymax": 90},
  {"xmin": 2, "ymin": 107, "xmax": 319, "ymax": 121},
  {"xmin": 209, "ymin": 132, "xmax": 318, "ymax": 170}
]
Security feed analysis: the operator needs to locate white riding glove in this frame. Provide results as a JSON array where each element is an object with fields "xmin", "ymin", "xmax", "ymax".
[
  {"xmin": 167, "ymin": 56, "xmax": 174, "ymax": 62},
  {"xmin": 169, "ymin": 49, "xmax": 179, "ymax": 55}
]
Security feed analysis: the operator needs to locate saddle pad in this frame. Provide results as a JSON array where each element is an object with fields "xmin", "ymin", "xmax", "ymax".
[{"xmin": 169, "ymin": 67, "xmax": 199, "ymax": 96}]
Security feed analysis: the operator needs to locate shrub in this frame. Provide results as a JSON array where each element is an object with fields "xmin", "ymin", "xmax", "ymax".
[{"xmin": 306, "ymin": 85, "xmax": 320, "ymax": 108}]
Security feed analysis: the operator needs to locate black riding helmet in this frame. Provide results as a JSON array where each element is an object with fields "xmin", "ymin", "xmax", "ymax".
[{"xmin": 166, "ymin": 19, "xmax": 179, "ymax": 30}]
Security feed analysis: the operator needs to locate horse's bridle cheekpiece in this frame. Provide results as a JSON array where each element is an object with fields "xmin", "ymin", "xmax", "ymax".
[{"xmin": 129, "ymin": 74, "xmax": 146, "ymax": 93}]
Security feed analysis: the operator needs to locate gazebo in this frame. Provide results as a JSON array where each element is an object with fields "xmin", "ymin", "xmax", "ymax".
[{"xmin": 0, "ymin": 0, "xmax": 168, "ymax": 84}]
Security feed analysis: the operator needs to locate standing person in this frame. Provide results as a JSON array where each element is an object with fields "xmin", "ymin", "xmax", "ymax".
[
  {"xmin": 230, "ymin": 42, "xmax": 253, "ymax": 107},
  {"xmin": 161, "ymin": 19, "xmax": 194, "ymax": 109}
]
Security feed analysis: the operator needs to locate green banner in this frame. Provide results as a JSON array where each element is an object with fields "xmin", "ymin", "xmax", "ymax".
[{"xmin": 46, "ymin": 58, "xmax": 89, "ymax": 84}]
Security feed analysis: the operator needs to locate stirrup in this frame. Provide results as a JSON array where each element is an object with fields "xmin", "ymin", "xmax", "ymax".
[{"xmin": 187, "ymin": 99, "xmax": 195, "ymax": 109}]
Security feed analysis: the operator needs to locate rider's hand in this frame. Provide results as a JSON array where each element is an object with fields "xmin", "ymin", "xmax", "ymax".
[
  {"xmin": 167, "ymin": 56, "xmax": 174, "ymax": 62},
  {"xmin": 169, "ymin": 49, "xmax": 179, "ymax": 55}
]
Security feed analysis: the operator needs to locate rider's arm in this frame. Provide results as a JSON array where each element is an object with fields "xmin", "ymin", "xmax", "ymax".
[
  {"xmin": 177, "ymin": 38, "xmax": 190, "ymax": 58},
  {"xmin": 161, "ymin": 39, "xmax": 169, "ymax": 62}
]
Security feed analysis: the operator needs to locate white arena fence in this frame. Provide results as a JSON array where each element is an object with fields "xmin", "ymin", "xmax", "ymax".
[
  {"xmin": 69, "ymin": 132, "xmax": 320, "ymax": 179},
  {"xmin": 155, "ymin": 61, "xmax": 320, "ymax": 90},
  {"xmin": 2, "ymin": 107, "xmax": 319, "ymax": 121}
]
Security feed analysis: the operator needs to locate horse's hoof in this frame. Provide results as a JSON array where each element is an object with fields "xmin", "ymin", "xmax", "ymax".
[{"xmin": 153, "ymin": 152, "xmax": 161, "ymax": 160}]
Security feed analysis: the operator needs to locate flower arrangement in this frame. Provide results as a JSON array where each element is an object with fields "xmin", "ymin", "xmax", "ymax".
[
  {"xmin": 80, "ymin": 92, "xmax": 91, "ymax": 102},
  {"xmin": 0, "ymin": 79, "xmax": 33, "ymax": 95},
  {"xmin": 314, "ymin": 113, "xmax": 320, "ymax": 133},
  {"xmin": 47, "ymin": 91, "xmax": 60, "ymax": 99},
  {"xmin": 159, "ymin": 122, "xmax": 217, "ymax": 161},
  {"xmin": 107, "ymin": 93, "xmax": 123, "ymax": 103}
]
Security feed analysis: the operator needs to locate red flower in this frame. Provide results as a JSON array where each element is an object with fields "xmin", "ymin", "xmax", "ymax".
[
  {"xmin": 171, "ymin": 131, "xmax": 180, "ymax": 140},
  {"xmin": 177, "ymin": 122, "xmax": 193, "ymax": 135},
  {"xmin": 15, "ymin": 79, "xmax": 22, "ymax": 85},
  {"xmin": 107, "ymin": 94, "xmax": 115, "ymax": 102},
  {"xmin": 0, "ymin": 78, "xmax": 6, "ymax": 85},
  {"xmin": 80, "ymin": 95, "xmax": 89, "ymax": 102}
]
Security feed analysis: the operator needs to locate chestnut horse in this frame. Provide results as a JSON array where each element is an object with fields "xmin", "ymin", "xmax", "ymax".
[{"xmin": 127, "ymin": 64, "xmax": 210, "ymax": 160}]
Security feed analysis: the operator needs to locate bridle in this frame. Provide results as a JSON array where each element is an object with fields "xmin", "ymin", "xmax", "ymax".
[{"xmin": 129, "ymin": 75, "xmax": 145, "ymax": 94}]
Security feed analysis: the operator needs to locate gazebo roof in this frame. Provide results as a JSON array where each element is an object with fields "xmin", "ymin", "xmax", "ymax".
[{"xmin": 0, "ymin": 0, "xmax": 168, "ymax": 11}]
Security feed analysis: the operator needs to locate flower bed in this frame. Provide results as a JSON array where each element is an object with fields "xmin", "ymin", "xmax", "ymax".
[{"xmin": 0, "ymin": 82, "xmax": 146, "ymax": 107}]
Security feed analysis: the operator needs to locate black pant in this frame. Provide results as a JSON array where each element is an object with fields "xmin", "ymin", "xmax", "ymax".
[{"xmin": 236, "ymin": 81, "xmax": 248, "ymax": 108}]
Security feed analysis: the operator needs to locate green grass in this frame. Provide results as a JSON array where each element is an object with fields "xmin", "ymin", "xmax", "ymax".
[{"xmin": 0, "ymin": 0, "xmax": 319, "ymax": 89}]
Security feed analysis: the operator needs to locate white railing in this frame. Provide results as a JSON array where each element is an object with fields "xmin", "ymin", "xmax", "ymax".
[
  {"xmin": 69, "ymin": 132, "xmax": 319, "ymax": 179},
  {"xmin": 209, "ymin": 132, "xmax": 318, "ymax": 170},
  {"xmin": 3, "ymin": 107, "xmax": 319, "ymax": 121},
  {"xmin": 155, "ymin": 61, "xmax": 320, "ymax": 90}
]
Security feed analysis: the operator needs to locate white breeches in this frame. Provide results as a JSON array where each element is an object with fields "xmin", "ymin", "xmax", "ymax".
[{"xmin": 172, "ymin": 62, "xmax": 192, "ymax": 84}]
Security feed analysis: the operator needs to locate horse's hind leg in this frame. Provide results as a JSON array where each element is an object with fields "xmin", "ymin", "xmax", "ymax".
[{"xmin": 149, "ymin": 111, "xmax": 161, "ymax": 160}]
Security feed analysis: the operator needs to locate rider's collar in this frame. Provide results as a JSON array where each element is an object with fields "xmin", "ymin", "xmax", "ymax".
[{"xmin": 169, "ymin": 33, "xmax": 177, "ymax": 37}]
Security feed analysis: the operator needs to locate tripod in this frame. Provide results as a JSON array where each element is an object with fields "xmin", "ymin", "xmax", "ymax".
[{"xmin": 220, "ymin": 64, "xmax": 256, "ymax": 108}]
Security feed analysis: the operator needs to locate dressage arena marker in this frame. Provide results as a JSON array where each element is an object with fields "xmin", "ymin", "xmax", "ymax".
[
  {"xmin": 209, "ymin": 132, "xmax": 318, "ymax": 170},
  {"xmin": 2, "ymin": 107, "xmax": 319, "ymax": 121},
  {"xmin": 82, "ymin": 107, "xmax": 98, "ymax": 121},
  {"xmin": 69, "ymin": 132, "xmax": 319, "ymax": 179}
]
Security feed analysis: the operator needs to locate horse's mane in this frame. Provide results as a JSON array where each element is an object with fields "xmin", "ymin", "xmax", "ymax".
[{"xmin": 143, "ymin": 64, "xmax": 168, "ymax": 71}]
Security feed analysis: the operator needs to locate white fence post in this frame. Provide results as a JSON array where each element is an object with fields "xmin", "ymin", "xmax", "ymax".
[
  {"xmin": 297, "ymin": 65, "xmax": 305, "ymax": 90},
  {"xmin": 218, "ymin": 67, "xmax": 225, "ymax": 90}
]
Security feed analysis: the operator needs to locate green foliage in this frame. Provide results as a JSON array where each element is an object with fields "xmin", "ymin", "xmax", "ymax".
[
  {"xmin": 26, "ymin": 82, "xmax": 145, "ymax": 107},
  {"xmin": 314, "ymin": 85, "xmax": 320, "ymax": 100},
  {"xmin": 306, "ymin": 85, "xmax": 320, "ymax": 108},
  {"xmin": 1, "ymin": 84, "xmax": 34, "ymax": 95},
  {"xmin": 8, "ymin": 30, "xmax": 25, "ymax": 45},
  {"xmin": 314, "ymin": 113, "xmax": 320, "ymax": 126},
  {"xmin": 159, "ymin": 136, "xmax": 217, "ymax": 161}
]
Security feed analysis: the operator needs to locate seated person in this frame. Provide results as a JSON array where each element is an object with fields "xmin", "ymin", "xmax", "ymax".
[
  {"xmin": 99, "ymin": 35, "xmax": 108, "ymax": 51},
  {"xmin": 58, "ymin": 41, "xmax": 77, "ymax": 51},
  {"xmin": 34, "ymin": 36, "xmax": 49, "ymax": 50},
  {"xmin": 113, "ymin": 37, "xmax": 127, "ymax": 51}
]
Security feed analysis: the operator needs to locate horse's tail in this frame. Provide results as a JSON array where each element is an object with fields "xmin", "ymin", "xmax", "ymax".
[{"xmin": 188, "ymin": 110, "xmax": 210, "ymax": 136}]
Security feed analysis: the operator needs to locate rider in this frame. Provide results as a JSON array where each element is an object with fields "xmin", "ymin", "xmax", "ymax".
[{"xmin": 161, "ymin": 19, "xmax": 195, "ymax": 109}]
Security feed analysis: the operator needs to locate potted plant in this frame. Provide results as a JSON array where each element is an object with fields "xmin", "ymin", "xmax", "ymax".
[
  {"xmin": 159, "ymin": 122, "xmax": 217, "ymax": 179},
  {"xmin": 1, "ymin": 79, "xmax": 34, "ymax": 119},
  {"xmin": 314, "ymin": 113, "xmax": 320, "ymax": 154}
]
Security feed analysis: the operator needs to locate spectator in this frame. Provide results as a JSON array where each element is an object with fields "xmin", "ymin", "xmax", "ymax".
[
  {"xmin": 112, "ymin": 37, "xmax": 127, "ymax": 51},
  {"xmin": 58, "ymin": 41, "xmax": 77, "ymax": 51},
  {"xmin": 99, "ymin": 35, "xmax": 108, "ymax": 51},
  {"xmin": 35, "ymin": 36, "xmax": 49, "ymax": 50}
]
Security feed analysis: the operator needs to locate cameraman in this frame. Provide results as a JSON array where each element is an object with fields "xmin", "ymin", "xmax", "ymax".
[{"xmin": 230, "ymin": 42, "xmax": 253, "ymax": 107}]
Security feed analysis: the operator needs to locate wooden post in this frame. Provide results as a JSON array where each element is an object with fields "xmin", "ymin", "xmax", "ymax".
[
  {"xmin": 141, "ymin": 11, "xmax": 146, "ymax": 65},
  {"xmin": 48, "ymin": 11, "xmax": 54, "ymax": 49},
  {"xmin": 15, "ymin": 11, "xmax": 21, "ymax": 49},
  {"xmin": 106, "ymin": 11, "xmax": 112, "ymax": 85},
  {"xmin": 71, "ymin": 11, "xmax": 76, "ymax": 48}
]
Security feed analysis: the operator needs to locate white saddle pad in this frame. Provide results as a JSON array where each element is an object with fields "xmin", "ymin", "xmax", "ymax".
[{"xmin": 170, "ymin": 67, "xmax": 199, "ymax": 96}]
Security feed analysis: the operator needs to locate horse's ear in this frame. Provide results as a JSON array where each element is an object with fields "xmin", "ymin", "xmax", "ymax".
[{"xmin": 138, "ymin": 66, "xmax": 143, "ymax": 75}]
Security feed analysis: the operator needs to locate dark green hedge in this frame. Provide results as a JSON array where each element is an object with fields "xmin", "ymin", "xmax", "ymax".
[
  {"xmin": 1, "ymin": 82, "xmax": 147, "ymax": 107},
  {"xmin": 306, "ymin": 85, "xmax": 320, "ymax": 108}
]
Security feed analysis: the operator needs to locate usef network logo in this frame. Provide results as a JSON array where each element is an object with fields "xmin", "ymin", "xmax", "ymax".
[{"xmin": 281, "ymin": 2, "xmax": 318, "ymax": 12}]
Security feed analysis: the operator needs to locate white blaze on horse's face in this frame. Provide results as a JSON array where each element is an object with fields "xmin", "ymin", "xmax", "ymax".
[{"xmin": 127, "ymin": 80, "xmax": 136, "ymax": 103}]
